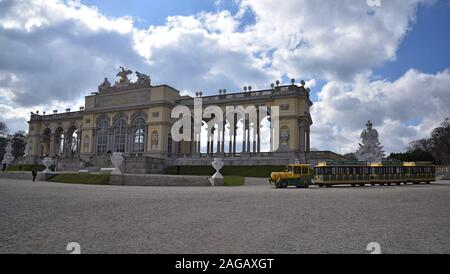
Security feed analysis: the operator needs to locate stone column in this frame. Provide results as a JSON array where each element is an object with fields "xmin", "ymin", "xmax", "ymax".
[
  {"xmin": 126, "ymin": 126, "xmax": 131, "ymax": 153},
  {"xmin": 35, "ymin": 135, "xmax": 43, "ymax": 157},
  {"xmin": 206, "ymin": 134, "xmax": 210, "ymax": 155},
  {"xmin": 299, "ymin": 126, "xmax": 306, "ymax": 153},
  {"xmin": 247, "ymin": 120, "xmax": 251, "ymax": 153},
  {"xmin": 306, "ymin": 129, "xmax": 310, "ymax": 152},
  {"xmin": 190, "ymin": 129, "xmax": 196, "ymax": 156},
  {"xmin": 257, "ymin": 111, "xmax": 261, "ymax": 154},
  {"xmin": 77, "ymin": 130, "xmax": 82, "ymax": 158},
  {"xmin": 92, "ymin": 129, "xmax": 97, "ymax": 154},
  {"xmin": 221, "ymin": 123, "xmax": 225, "ymax": 155},
  {"xmin": 196, "ymin": 135, "xmax": 201, "ymax": 154},
  {"xmin": 216, "ymin": 128, "xmax": 221, "ymax": 154},
  {"xmin": 49, "ymin": 133, "xmax": 55, "ymax": 157},
  {"xmin": 65, "ymin": 135, "xmax": 70, "ymax": 158},
  {"xmin": 242, "ymin": 120, "xmax": 246, "ymax": 153},
  {"xmin": 232, "ymin": 117, "xmax": 237, "ymax": 155},
  {"xmin": 108, "ymin": 127, "xmax": 113, "ymax": 153},
  {"xmin": 144, "ymin": 125, "xmax": 149, "ymax": 153}
]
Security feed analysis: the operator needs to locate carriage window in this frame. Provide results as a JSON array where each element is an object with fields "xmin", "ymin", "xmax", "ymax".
[
  {"xmin": 294, "ymin": 167, "xmax": 301, "ymax": 174},
  {"xmin": 301, "ymin": 167, "xmax": 309, "ymax": 174}
]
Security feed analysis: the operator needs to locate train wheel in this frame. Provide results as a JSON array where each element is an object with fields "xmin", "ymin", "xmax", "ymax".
[
  {"xmin": 359, "ymin": 184, "xmax": 365, "ymax": 187},
  {"xmin": 371, "ymin": 183, "xmax": 375, "ymax": 186},
  {"xmin": 351, "ymin": 184, "xmax": 356, "ymax": 187},
  {"xmin": 280, "ymin": 180, "xmax": 288, "ymax": 188}
]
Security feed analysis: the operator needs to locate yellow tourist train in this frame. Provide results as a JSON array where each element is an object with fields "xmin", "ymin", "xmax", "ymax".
[{"xmin": 269, "ymin": 160, "xmax": 436, "ymax": 188}]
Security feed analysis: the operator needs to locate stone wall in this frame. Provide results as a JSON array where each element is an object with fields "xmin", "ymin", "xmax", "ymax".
[
  {"xmin": 124, "ymin": 156, "xmax": 166, "ymax": 174},
  {"xmin": 110, "ymin": 174, "xmax": 210, "ymax": 186}
]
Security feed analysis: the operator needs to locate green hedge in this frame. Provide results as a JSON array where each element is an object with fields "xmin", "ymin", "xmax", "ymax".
[
  {"xmin": 48, "ymin": 173, "xmax": 110, "ymax": 185},
  {"xmin": 224, "ymin": 176, "xmax": 245, "ymax": 186},
  {"xmin": 6, "ymin": 164, "xmax": 55, "ymax": 172},
  {"xmin": 166, "ymin": 165, "xmax": 285, "ymax": 178}
]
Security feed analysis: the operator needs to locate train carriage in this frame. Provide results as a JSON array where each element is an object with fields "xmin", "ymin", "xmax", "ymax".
[
  {"xmin": 314, "ymin": 160, "xmax": 370, "ymax": 187},
  {"xmin": 313, "ymin": 160, "xmax": 435, "ymax": 187}
]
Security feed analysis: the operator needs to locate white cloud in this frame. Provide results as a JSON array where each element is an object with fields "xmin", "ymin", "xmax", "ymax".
[
  {"xmin": 0, "ymin": 0, "xmax": 447, "ymax": 155},
  {"xmin": 311, "ymin": 69, "xmax": 450, "ymax": 153},
  {"xmin": 239, "ymin": 0, "xmax": 434, "ymax": 81}
]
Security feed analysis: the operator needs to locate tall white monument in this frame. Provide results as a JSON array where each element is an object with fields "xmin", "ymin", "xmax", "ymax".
[
  {"xmin": 1, "ymin": 138, "xmax": 14, "ymax": 167},
  {"xmin": 355, "ymin": 120, "xmax": 384, "ymax": 163}
]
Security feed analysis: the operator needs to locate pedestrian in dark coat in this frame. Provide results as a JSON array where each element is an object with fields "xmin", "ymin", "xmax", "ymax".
[{"xmin": 31, "ymin": 168, "xmax": 38, "ymax": 182}]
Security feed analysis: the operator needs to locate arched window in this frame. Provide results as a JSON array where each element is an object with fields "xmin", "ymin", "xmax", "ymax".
[
  {"xmin": 132, "ymin": 117, "xmax": 146, "ymax": 152},
  {"xmin": 55, "ymin": 127, "xmax": 65, "ymax": 157},
  {"xmin": 113, "ymin": 118, "xmax": 127, "ymax": 152},
  {"xmin": 96, "ymin": 120, "xmax": 109, "ymax": 153},
  {"xmin": 66, "ymin": 126, "xmax": 79, "ymax": 157}
]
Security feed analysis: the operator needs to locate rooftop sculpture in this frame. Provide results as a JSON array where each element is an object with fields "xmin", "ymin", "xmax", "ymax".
[{"xmin": 98, "ymin": 67, "xmax": 151, "ymax": 92}]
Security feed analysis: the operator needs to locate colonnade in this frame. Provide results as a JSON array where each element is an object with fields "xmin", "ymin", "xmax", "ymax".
[{"xmin": 41, "ymin": 129, "xmax": 81, "ymax": 158}]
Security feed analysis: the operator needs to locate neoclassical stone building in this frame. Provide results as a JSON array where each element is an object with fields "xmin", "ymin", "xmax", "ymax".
[{"xmin": 25, "ymin": 68, "xmax": 341, "ymax": 173}]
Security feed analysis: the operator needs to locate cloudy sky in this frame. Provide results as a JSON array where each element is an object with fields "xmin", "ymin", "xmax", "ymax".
[{"xmin": 0, "ymin": 0, "xmax": 449, "ymax": 154}]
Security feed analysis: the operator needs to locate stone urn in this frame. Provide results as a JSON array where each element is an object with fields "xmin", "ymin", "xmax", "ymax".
[
  {"xmin": 111, "ymin": 152, "xmax": 124, "ymax": 175},
  {"xmin": 42, "ymin": 157, "xmax": 54, "ymax": 173},
  {"xmin": 209, "ymin": 158, "xmax": 224, "ymax": 186}
]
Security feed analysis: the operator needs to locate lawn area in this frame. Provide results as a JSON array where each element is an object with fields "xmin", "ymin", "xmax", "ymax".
[
  {"xmin": 48, "ymin": 173, "xmax": 110, "ymax": 185},
  {"xmin": 166, "ymin": 165, "xmax": 285, "ymax": 178},
  {"xmin": 224, "ymin": 176, "xmax": 245, "ymax": 186},
  {"xmin": 7, "ymin": 164, "xmax": 55, "ymax": 172}
]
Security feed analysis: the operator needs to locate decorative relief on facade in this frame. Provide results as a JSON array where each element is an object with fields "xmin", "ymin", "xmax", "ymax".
[
  {"xmin": 94, "ymin": 90, "xmax": 151, "ymax": 108},
  {"xmin": 151, "ymin": 131, "xmax": 159, "ymax": 150},
  {"xmin": 280, "ymin": 127, "xmax": 290, "ymax": 150},
  {"xmin": 83, "ymin": 136, "xmax": 90, "ymax": 150},
  {"xmin": 280, "ymin": 104, "xmax": 290, "ymax": 111}
]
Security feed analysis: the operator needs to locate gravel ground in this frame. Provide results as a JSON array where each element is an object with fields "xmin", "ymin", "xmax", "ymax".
[{"xmin": 0, "ymin": 177, "xmax": 449, "ymax": 254}]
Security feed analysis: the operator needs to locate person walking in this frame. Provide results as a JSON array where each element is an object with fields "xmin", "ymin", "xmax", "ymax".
[{"xmin": 31, "ymin": 168, "xmax": 38, "ymax": 182}]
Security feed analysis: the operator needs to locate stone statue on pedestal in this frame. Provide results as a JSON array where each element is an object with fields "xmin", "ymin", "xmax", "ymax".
[
  {"xmin": 98, "ymin": 77, "xmax": 111, "ymax": 92},
  {"xmin": 1, "ymin": 138, "xmax": 14, "ymax": 169},
  {"xmin": 135, "ymin": 71, "xmax": 151, "ymax": 87},
  {"xmin": 355, "ymin": 120, "xmax": 384, "ymax": 163}
]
